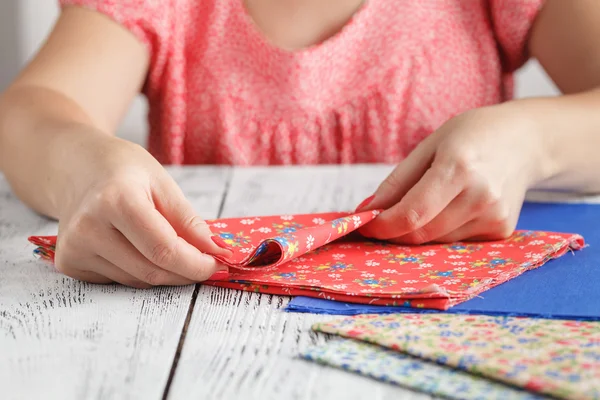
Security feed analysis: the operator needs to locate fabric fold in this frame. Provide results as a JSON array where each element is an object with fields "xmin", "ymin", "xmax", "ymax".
[
  {"xmin": 210, "ymin": 210, "xmax": 380, "ymax": 269},
  {"xmin": 310, "ymin": 313, "xmax": 600, "ymax": 400},
  {"xmin": 301, "ymin": 338, "xmax": 543, "ymax": 400}
]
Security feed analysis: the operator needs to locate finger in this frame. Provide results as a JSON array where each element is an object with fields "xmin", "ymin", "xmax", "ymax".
[
  {"xmin": 388, "ymin": 187, "xmax": 489, "ymax": 245},
  {"xmin": 360, "ymin": 161, "xmax": 465, "ymax": 239},
  {"xmin": 433, "ymin": 219, "xmax": 504, "ymax": 243},
  {"xmin": 110, "ymin": 193, "xmax": 228, "ymax": 282},
  {"xmin": 153, "ymin": 176, "xmax": 233, "ymax": 257},
  {"xmin": 357, "ymin": 138, "xmax": 436, "ymax": 211},
  {"xmin": 435, "ymin": 196, "xmax": 523, "ymax": 243},
  {"xmin": 59, "ymin": 256, "xmax": 152, "ymax": 289},
  {"xmin": 94, "ymin": 228, "xmax": 198, "ymax": 286}
]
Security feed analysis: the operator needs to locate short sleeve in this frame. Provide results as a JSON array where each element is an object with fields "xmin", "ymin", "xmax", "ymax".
[
  {"xmin": 489, "ymin": 0, "xmax": 546, "ymax": 72},
  {"xmin": 57, "ymin": 0, "xmax": 171, "ymax": 59}
]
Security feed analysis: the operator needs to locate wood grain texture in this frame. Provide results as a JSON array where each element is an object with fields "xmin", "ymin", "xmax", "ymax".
[
  {"xmin": 168, "ymin": 165, "xmax": 432, "ymax": 400},
  {"xmin": 0, "ymin": 167, "xmax": 230, "ymax": 400}
]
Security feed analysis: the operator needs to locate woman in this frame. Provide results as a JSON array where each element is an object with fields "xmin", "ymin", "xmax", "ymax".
[{"xmin": 1, "ymin": 0, "xmax": 599, "ymax": 288}]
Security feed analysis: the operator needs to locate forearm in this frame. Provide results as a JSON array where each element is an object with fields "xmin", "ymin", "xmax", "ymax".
[
  {"xmin": 0, "ymin": 85, "xmax": 112, "ymax": 219},
  {"xmin": 503, "ymin": 89, "xmax": 600, "ymax": 194}
]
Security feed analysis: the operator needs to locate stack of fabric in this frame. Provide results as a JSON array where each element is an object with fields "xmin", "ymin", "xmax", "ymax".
[
  {"xmin": 302, "ymin": 313, "xmax": 600, "ymax": 399},
  {"xmin": 30, "ymin": 210, "xmax": 584, "ymax": 309}
]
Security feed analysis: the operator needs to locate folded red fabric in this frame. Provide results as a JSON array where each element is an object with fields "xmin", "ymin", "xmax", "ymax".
[{"xmin": 29, "ymin": 210, "xmax": 585, "ymax": 310}]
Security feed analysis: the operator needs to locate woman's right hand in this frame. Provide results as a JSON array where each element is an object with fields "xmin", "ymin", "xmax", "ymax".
[{"xmin": 53, "ymin": 133, "xmax": 232, "ymax": 288}]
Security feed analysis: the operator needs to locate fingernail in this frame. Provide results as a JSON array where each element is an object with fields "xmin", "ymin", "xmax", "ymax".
[
  {"xmin": 208, "ymin": 270, "xmax": 229, "ymax": 281},
  {"xmin": 355, "ymin": 195, "xmax": 375, "ymax": 212},
  {"xmin": 211, "ymin": 236, "xmax": 233, "ymax": 251}
]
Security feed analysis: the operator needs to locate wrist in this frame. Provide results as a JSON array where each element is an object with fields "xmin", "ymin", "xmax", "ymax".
[
  {"xmin": 46, "ymin": 126, "xmax": 117, "ymax": 218},
  {"xmin": 497, "ymin": 99, "xmax": 561, "ymax": 187}
]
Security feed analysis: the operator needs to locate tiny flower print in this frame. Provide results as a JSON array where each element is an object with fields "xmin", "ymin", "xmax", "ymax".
[
  {"xmin": 507, "ymin": 230, "xmax": 546, "ymax": 243},
  {"xmin": 285, "ymin": 241, "xmax": 299, "ymax": 258},
  {"xmin": 366, "ymin": 260, "xmax": 380, "ymax": 267},
  {"xmin": 352, "ymin": 215, "xmax": 361, "ymax": 228},
  {"xmin": 332, "ymin": 253, "xmax": 346, "ymax": 260},
  {"xmin": 272, "ymin": 272, "xmax": 302, "ymax": 281},
  {"xmin": 448, "ymin": 255, "xmax": 463, "ymax": 259},
  {"xmin": 525, "ymin": 252, "xmax": 544, "ymax": 260},
  {"xmin": 240, "ymin": 248, "xmax": 252, "ymax": 254},
  {"xmin": 353, "ymin": 277, "xmax": 397, "ymax": 288},
  {"xmin": 419, "ymin": 270, "xmax": 465, "ymax": 280},
  {"xmin": 487, "ymin": 251, "xmax": 501, "ymax": 256},
  {"xmin": 240, "ymin": 219, "xmax": 256, "ymax": 225},
  {"xmin": 422, "ymin": 250, "xmax": 437, "ymax": 256},
  {"xmin": 273, "ymin": 221, "xmax": 304, "ymax": 235},
  {"xmin": 382, "ymin": 268, "xmax": 397, "ymax": 273},
  {"xmin": 360, "ymin": 272, "xmax": 375, "ymax": 278},
  {"xmin": 359, "ymin": 288, "xmax": 377, "ymax": 293},
  {"xmin": 470, "ymin": 257, "xmax": 514, "ymax": 269},
  {"xmin": 312, "ymin": 218, "xmax": 326, "ymax": 225},
  {"xmin": 218, "ymin": 232, "xmax": 251, "ymax": 247},
  {"xmin": 373, "ymin": 250, "xmax": 391, "ymax": 255},
  {"xmin": 331, "ymin": 217, "xmax": 351, "ymax": 234},
  {"xmin": 250, "ymin": 227, "xmax": 272, "ymax": 234},
  {"xmin": 443, "ymin": 279, "xmax": 461, "ymax": 285},
  {"xmin": 384, "ymin": 253, "xmax": 424, "ymax": 265},
  {"xmin": 280, "ymin": 215, "xmax": 294, "ymax": 221},
  {"xmin": 315, "ymin": 261, "xmax": 354, "ymax": 273},
  {"xmin": 273, "ymin": 236, "xmax": 289, "ymax": 247},
  {"xmin": 306, "ymin": 235, "xmax": 315, "ymax": 250},
  {"xmin": 443, "ymin": 243, "xmax": 483, "ymax": 254},
  {"xmin": 461, "ymin": 279, "xmax": 483, "ymax": 288},
  {"xmin": 528, "ymin": 240, "xmax": 545, "ymax": 246},
  {"xmin": 212, "ymin": 222, "xmax": 227, "ymax": 228},
  {"xmin": 404, "ymin": 280, "xmax": 418, "ymax": 284}
]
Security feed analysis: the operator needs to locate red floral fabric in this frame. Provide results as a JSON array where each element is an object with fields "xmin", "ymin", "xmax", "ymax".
[{"xmin": 28, "ymin": 211, "xmax": 584, "ymax": 310}]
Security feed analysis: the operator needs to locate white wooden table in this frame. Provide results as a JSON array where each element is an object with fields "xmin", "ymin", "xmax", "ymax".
[{"xmin": 1, "ymin": 165, "xmax": 597, "ymax": 400}]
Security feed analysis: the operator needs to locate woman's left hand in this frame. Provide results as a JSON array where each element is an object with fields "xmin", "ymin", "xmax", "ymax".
[{"xmin": 357, "ymin": 104, "xmax": 554, "ymax": 244}]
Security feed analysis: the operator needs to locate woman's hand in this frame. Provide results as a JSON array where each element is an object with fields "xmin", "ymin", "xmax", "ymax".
[
  {"xmin": 357, "ymin": 104, "xmax": 554, "ymax": 244},
  {"xmin": 53, "ymin": 133, "xmax": 232, "ymax": 288}
]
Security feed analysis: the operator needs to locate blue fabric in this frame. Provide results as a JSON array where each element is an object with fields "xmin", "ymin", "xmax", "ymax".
[{"xmin": 285, "ymin": 202, "xmax": 600, "ymax": 320}]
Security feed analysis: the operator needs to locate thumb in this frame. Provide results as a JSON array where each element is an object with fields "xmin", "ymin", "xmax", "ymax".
[
  {"xmin": 152, "ymin": 176, "xmax": 233, "ymax": 258},
  {"xmin": 357, "ymin": 140, "xmax": 436, "ymax": 212}
]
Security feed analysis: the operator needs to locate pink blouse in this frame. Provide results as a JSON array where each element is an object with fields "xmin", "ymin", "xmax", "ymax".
[{"xmin": 59, "ymin": 0, "xmax": 545, "ymax": 165}]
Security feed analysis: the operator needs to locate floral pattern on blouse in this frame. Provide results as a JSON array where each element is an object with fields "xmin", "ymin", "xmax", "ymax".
[
  {"xmin": 28, "ymin": 211, "xmax": 584, "ymax": 310},
  {"xmin": 312, "ymin": 313, "xmax": 600, "ymax": 400}
]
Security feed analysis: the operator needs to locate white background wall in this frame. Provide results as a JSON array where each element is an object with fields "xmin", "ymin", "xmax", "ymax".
[{"xmin": 0, "ymin": 1, "xmax": 560, "ymax": 146}]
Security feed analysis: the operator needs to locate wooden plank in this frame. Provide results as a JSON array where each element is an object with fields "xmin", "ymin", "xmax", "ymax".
[
  {"xmin": 0, "ymin": 166, "xmax": 230, "ymax": 400},
  {"xmin": 168, "ymin": 165, "xmax": 432, "ymax": 400}
]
